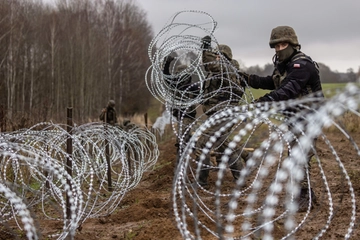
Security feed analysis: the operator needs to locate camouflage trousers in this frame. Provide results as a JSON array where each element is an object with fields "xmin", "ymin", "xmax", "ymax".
[
  {"xmin": 174, "ymin": 117, "xmax": 196, "ymax": 166},
  {"xmin": 194, "ymin": 118, "xmax": 250, "ymax": 185},
  {"xmin": 288, "ymin": 124, "xmax": 317, "ymax": 190},
  {"xmin": 176, "ymin": 117, "xmax": 194, "ymax": 148}
]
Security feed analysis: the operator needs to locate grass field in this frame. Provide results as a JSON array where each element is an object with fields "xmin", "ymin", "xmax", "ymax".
[
  {"xmin": 247, "ymin": 82, "xmax": 353, "ymax": 99},
  {"xmin": 144, "ymin": 83, "xmax": 356, "ymax": 125}
]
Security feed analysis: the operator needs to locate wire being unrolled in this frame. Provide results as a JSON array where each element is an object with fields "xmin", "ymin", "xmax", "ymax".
[{"xmin": 145, "ymin": 10, "xmax": 253, "ymax": 156}]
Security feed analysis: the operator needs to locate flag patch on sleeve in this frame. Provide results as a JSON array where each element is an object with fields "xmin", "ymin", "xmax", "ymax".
[{"xmin": 293, "ymin": 63, "xmax": 300, "ymax": 68}]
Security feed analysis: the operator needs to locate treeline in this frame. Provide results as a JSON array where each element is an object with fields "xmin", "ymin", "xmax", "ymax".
[
  {"xmin": 246, "ymin": 63, "xmax": 359, "ymax": 83},
  {"xmin": 0, "ymin": 0, "xmax": 154, "ymax": 128}
]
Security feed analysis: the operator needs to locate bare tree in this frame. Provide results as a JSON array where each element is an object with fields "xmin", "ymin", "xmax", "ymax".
[{"xmin": 1, "ymin": 0, "xmax": 154, "ymax": 127}]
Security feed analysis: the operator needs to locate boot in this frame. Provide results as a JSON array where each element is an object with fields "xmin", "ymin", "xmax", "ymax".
[
  {"xmin": 229, "ymin": 151, "xmax": 244, "ymax": 181},
  {"xmin": 241, "ymin": 150, "xmax": 252, "ymax": 162},
  {"xmin": 298, "ymin": 187, "xmax": 317, "ymax": 212},
  {"xmin": 191, "ymin": 156, "xmax": 210, "ymax": 190},
  {"xmin": 197, "ymin": 168, "xmax": 210, "ymax": 189}
]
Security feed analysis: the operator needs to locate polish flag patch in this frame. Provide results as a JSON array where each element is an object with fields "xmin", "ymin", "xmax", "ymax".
[{"xmin": 293, "ymin": 63, "xmax": 301, "ymax": 68}]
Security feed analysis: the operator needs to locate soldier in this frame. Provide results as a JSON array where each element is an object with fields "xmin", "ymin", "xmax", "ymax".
[
  {"xmin": 239, "ymin": 26, "xmax": 324, "ymax": 211},
  {"xmin": 99, "ymin": 100, "xmax": 118, "ymax": 125},
  {"xmin": 163, "ymin": 55, "xmax": 199, "ymax": 164},
  {"xmin": 192, "ymin": 36, "xmax": 250, "ymax": 189},
  {"xmin": 120, "ymin": 118, "xmax": 137, "ymax": 132}
]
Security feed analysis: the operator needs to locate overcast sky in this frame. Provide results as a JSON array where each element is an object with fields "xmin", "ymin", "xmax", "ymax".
[{"xmin": 135, "ymin": 0, "xmax": 360, "ymax": 73}]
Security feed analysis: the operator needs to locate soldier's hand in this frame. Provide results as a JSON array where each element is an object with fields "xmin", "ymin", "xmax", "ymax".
[
  {"xmin": 238, "ymin": 71, "xmax": 250, "ymax": 87},
  {"xmin": 253, "ymin": 94, "xmax": 271, "ymax": 103},
  {"xmin": 164, "ymin": 55, "xmax": 174, "ymax": 64},
  {"xmin": 201, "ymin": 35, "xmax": 211, "ymax": 49}
]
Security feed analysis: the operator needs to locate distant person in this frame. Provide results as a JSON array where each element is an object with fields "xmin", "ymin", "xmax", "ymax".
[
  {"xmin": 120, "ymin": 118, "xmax": 137, "ymax": 132},
  {"xmin": 238, "ymin": 26, "xmax": 324, "ymax": 211},
  {"xmin": 99, "ymin": 100, "xmax": 118, "ymax": 125},
  {"xmin": 192, "ymin": 35, "xmax": 250, "ymax": 189}
]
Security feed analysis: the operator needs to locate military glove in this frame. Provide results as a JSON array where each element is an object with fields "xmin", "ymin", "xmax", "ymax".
[
  {"xmin": 255, "ymin": 94, "xmax": 272, "ymax": 103},
  {"xmin": 238, "ymin": 71, "xmax": 250, "ymax": 87},
  {"xmin": 163, "ymin": 55, "xmax": 174, "ymax": 75},
  {"xmin": 201, "ymin": 35, "xmax": 211, "ymax": 49},
  {"xmin": 164, "ymin": 55, "xmax": 174, "ymax": 64}
]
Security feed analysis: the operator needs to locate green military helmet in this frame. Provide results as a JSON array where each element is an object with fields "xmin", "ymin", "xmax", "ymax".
[
  {"xmin": 216, "ymin": 44, "xmax": 233, "ymax": 60},
  {"xmin": 269, "ymin": 26, "xmax": 299, "ymax": 48},
  {"xmin": 108, "ymin": 100, "xmax": 115, "ymax": 108},
  {"xmin": 231, "ymin": 59, "xmax": 240, "ymax": 70},
  {"xmin": 122, "ymin": 118, "xmax": 130, "ymax": 126}
]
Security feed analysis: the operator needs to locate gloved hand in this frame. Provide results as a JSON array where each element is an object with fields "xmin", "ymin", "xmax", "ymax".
[
  {"xmin": 238, "ymin": 71, "xmax": 250, "ymax": 87},
  {"xmin": 201, "ymin": 35, "xmax": 211, "ymax": 49},
  {"xmin": 163, "ymin": 55, "xmax": 175, "ymax": 75},
  {"xmin": 164, "ymin": 55, "xmax": 174, "ymax": 64},
  {"xmin": 254, "ymin": 94, "xmax": 271, "ymax": 103}
]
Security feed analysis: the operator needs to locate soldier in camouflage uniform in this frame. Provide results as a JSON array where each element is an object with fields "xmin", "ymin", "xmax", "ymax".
[
  {"xmin": 99, "ymin": 100, "xmax": 118, "ymax": 125},
  {"xmin": 163, "ymin": 55, "xmax": 199, "ymax": 163},
  {"xmin": 239, "ymin": 26, "xmax": 324, "ymax": 211},
  {"xmin": 192, "ymin": 36, "xmax": 250, "ymax": 189},
  {"xmin": 120, "ymin": 119, "xmax": 137, "ymax": 132}
]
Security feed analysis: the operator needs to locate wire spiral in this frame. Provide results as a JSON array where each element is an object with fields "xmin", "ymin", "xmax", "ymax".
[
  {"xmin": 147, "ymin": 10, "xmax": 360, "ymax": 239},
  {"xmin": 0, "ymin": 122, "xmax": 158, "ymax": 239}
]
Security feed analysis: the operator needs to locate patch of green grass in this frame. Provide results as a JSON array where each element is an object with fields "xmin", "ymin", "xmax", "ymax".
[
  {"xmin": 322, "ymin": 83, "xmax": 349, "ymax": 98},
  {"xmin": 245, "ymin": 88, "xmax": 270, "ymax": 99},
  {"xmin": 246, "ymin": 83, "xmax": 357, "ymax": 100},
  {"xmin": 124, "ymin": 221, "xmax": 147, "ymax": 239},
  {"xmin": 29, "ymin": 181, "xmax": 42, "ymax": 190}
]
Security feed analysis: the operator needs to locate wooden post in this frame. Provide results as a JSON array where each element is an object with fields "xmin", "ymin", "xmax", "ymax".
[
  {"xmin": 127, "ymin": 149, "xmax": 132, "ymax": 176},
  {"xmin": 106, "ymin": 138, "xmax": 112, "ymax": 191},
  {"xmin": 102, "ymin": 107, "xmax": 112, "ymax": 191},
  {"xmin": 66, "ymin": 107, "xmax": 73, "ymax": 220},
  {"xmin": 45, "ymin": 145, "xmax": 50, "ymax": 189},
  {"xmin": 144, "ymin": 112, "xmax": 148, "ymax": 128}
]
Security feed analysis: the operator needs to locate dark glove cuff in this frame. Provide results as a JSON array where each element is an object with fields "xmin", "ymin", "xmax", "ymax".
[
  {"xmin": 257, "ymin": 94, "xmax": 273, "ymax": 102},
  {"xmin": 201, "ymin": 35, "xmax": 211, "ymax": 49},
  {"xmin": 239, "ymin": 72, "xmax": 250, "ymax": 86}
]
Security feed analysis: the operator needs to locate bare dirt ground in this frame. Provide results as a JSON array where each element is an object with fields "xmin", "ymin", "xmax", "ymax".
[
  {"xmin": 74, "ymin": 136, "xmax": 182, "ymax": 240},
  {"xmin": 2, "ymin": 129, "xmax": 360, "ymax": 240},
  {"xmin": 73, "ymin": 130, "xmax": 360, "ymax": 240}
]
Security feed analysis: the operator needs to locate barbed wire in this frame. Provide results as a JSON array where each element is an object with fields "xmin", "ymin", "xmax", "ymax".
[
  {"xmin": 147, "ymin": 10, "xmax": 360, "ymax": 239},
  {"xmin": 0, "ymin": 122, "xmax": 158, "ymax": 239},
  {"xmin": 172, "ymin": 86, "xmax": 359, "ymax": 239}
]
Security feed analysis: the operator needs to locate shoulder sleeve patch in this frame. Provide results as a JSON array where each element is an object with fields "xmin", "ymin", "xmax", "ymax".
[{"xmin": 293, "ymin": 63, "xmax": 301, "ymax": 68}]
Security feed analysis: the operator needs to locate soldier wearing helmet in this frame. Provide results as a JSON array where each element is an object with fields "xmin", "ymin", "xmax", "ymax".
[
  {"xmin": 201, "ymin": 36, "xmax": 244, "ymax": 112},
  {"xmin": 239, "ymin": 26, "xmax": 324, "ymax": 212},
  {"xmin": 190, "ymin": 35, "xmax": 250, "ymax": 190},
  {"xmin": 120, "ymin": 118, "xmax": 137, "ymax": 132},
  {"xmin": 99, "ymin": 100, "xmax": 118, "ymax": 125},
  {"xmin": 162, "ymin": 55, "xmax": 199, "ymax": 164},
  {"xmin": 239, "ymin": 26, "xmax": 323, "ymax": 101}
]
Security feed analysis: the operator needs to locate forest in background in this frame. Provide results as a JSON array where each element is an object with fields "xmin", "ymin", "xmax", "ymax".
[
  {"xmin": 1, "ymin": 0, "xmax": 359, "ymax": 131},
  {"xmin": 0, "ymin": 0, "xmax": 154, "ymax": 128}
]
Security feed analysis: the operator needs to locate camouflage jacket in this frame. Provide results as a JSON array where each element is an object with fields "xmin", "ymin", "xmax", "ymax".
[
  {"xmin": 163, "ymin": 59, "xmax": 199, "ymax": 119},
  {"xmin": 99, "ymin": 106, "xmax": 117, "ymax": 125},
  {"xmin": 202, "ymin": 50, "xmax": 243, "ymax": 115}
]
